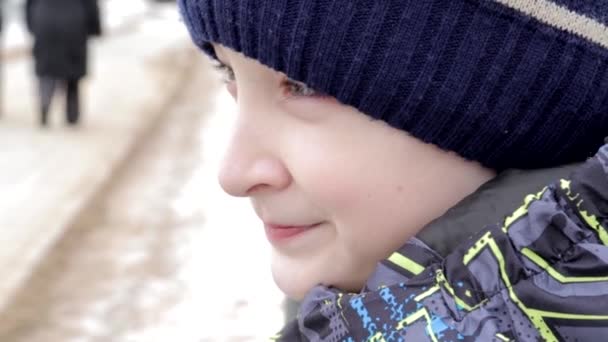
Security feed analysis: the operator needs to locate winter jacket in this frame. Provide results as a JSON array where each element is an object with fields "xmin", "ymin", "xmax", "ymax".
[
  {"xmin": 25, "ymin": 0, "xmax": 101, "ymax": 79},
  {"xmin": 275, "ymin": 143, "xmax": 608, "ymax": 341}
]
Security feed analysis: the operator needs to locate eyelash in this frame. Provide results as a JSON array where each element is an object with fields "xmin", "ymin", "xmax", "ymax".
[
  {"xmin": 282, "ymin": 79, "xmax": 317, "ymax": 97},
  {"xmin": 213, "ymin": 63, "xmax": 235, "ymax": 84},
  {"xmin": 213, "ymin": 62, "xmax": 319, "ymax": 98}
]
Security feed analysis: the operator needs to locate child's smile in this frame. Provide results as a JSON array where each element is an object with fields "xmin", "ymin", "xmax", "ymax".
[{"xmin": 263, "ymin": 222, "xmax": 324, "ymax": 243}]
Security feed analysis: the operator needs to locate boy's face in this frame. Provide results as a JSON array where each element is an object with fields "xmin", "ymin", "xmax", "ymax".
[{"xmin": 214, "ymin": 45, "xmax": 494, "ymax": 300}]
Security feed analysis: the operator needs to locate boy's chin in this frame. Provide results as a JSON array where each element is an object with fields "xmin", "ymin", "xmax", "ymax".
[
  {"xmin": 271, "ymin": 265, "xmax": 316, "ymax": 301},
  {"xmin": 271, "ymin": 257, "xmax": 368, "ymax": 301}
]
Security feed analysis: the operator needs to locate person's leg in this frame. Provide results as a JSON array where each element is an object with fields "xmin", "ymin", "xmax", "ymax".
[
  {"xmin": 65, "ymin": 79, "xmax": 80, "ymax": 125},
  {"xmin": 38, "ymin": 77, "xmax": 56, "ymax": 126}
]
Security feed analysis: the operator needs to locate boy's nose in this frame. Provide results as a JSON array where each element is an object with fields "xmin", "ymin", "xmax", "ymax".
[{"xmin": 218, "ymin": 134, "xmax": 292, "ymax": 197}]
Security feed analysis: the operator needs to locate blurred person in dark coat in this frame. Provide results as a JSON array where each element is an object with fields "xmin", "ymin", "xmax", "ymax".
[{"xmin": 26, "ymin": 0, "xmax": 101, "ymax": 127}]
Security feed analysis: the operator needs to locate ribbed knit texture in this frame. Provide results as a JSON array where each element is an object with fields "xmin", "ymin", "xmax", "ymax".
[{"xmin": 178, "ymin": 0, "xmax": 608, "ymax": 170}]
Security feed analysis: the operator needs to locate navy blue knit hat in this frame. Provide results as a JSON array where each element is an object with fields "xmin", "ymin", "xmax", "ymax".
[{"xmin": 178, "ymin": 0, "xmax": 608, "ymax": 170}]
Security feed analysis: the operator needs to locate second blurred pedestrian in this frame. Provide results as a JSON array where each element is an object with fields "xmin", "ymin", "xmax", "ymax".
[{"xmin": 25, "ymin": 0, "xmax": 101, "ymax": 127}]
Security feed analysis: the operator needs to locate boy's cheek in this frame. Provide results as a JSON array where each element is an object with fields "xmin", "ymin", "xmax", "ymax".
[
  {"xmin": 280, "ymin": 95, "xmax": 342, "ymax": 123},
  {"xmin": 300, "ymin": 176, "xmax": 374, "ymax": 221}
]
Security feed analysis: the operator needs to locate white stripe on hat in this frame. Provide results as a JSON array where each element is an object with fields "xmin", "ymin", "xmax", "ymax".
[{"xmin": 495, "ymin": 0, "xmax": 608, "ymax": 49}]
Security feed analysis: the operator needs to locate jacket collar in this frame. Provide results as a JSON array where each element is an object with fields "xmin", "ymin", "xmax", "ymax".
[{"xmin": 416, "ymin": 163, "xmax": 582, "ymax": 257}]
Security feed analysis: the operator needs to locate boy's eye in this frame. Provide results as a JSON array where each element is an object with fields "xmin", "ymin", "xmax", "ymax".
[
  {"xmin": 212, "ymin": 61, "xmax": 237, "ymax": 99},
  {"xmin": 211, "ymin": 60, "xmax": 321, "ymax": 99},
  {"xmin": 212, "ymin": 61, "xmax": 235, "ymax": 83},
  {"xmin": 283, "ymin": 79, "xmax": 319, "ymax": 97}
]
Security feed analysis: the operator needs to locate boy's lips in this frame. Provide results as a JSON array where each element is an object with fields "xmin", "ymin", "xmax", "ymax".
[{"xmin": 264, "ymin": 222, "xmax": 323, "ymax": 243}]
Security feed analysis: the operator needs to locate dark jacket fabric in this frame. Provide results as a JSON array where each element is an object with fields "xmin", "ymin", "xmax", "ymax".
[
  {"xmin": 276, "ymin": 144, "xmax": 608, "ymax": 341},
  {"xmin": 25, "ymin": 0, "xmax": 101, "ymax": 79}
]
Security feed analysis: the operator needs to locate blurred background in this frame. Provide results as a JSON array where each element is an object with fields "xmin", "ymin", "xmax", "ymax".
[{"xmin": 0, "ymin": 0, "xmax": 286, "ymax": 341}]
